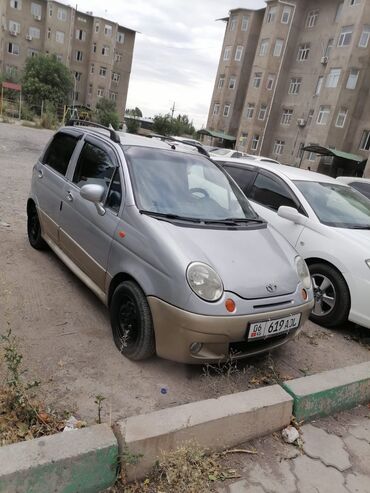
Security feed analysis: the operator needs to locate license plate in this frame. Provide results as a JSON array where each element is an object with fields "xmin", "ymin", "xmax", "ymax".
[{"xmin": 248, "ymin": 314, "xmax": 301, "ymax": 340}]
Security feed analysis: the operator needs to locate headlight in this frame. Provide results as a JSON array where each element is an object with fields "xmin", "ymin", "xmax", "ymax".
[
  {"xmin": 186, "ymin": 262, "xmax": 223, "ymax": 302},
  {"xmin": 295, "ymin": 256, "xmax": 311, "ymax": 289},
  {"xmin": 366, "ymin": 259, "xmax": 370, "ymax": 270}
]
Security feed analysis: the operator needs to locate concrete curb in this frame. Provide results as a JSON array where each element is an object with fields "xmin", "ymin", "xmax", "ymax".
[
  {"xmin": 0, "ymin": 424, "xmax": 118, "ymax": 493},
  {"xmin": 113, "ymin": 384, "xmax": 293, "ymax": 482},
  {"xmin": 283, "ymin": 361, "xmax": 370, "ymax": 421}
]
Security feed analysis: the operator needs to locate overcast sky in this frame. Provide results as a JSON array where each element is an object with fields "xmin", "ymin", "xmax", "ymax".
[{"xmin": 70, "ymin": 0, "xmax": 266, "ymax": 128}]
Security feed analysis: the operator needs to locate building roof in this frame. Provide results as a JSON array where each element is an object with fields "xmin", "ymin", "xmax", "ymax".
[
  {"xmin": 198, "ymin": 129, "xmax": 236, "ymax": 142},
  {"xmin": 302, "ymin": 145, "xmax": 364, "ymax": 163}
]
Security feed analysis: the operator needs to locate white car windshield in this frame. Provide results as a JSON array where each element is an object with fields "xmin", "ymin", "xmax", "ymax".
[
  {"xmin": 295, "ymin": 181, "xmax": 370, "ymax": 229},
  {"xmin": 124, "ymin": 146, "xmax": 259, "ymax": 223}
]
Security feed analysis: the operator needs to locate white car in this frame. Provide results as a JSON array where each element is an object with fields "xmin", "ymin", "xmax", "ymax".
[
  {"xmin": 336, "ymin": 176, "xmax": 370, "ymax": 200},
  {"xmin": 215, "ymin": 158, "xmax": 370, "ymax": 330}
]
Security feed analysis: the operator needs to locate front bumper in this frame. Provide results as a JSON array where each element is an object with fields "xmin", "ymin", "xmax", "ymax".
[{"xmin": 148, "ymin": 296, "xmax": 314, "ymax": 364}]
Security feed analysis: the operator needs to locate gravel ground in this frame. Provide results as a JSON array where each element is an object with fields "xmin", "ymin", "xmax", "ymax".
[{"xmin": 0, "ymin": 122, "xmax": 369, "ymax": 423}]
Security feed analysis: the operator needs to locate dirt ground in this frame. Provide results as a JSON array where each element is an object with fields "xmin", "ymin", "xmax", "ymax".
[{"xmin": 0, "ymin": 122, "xmax": 369, "ymax": 423}]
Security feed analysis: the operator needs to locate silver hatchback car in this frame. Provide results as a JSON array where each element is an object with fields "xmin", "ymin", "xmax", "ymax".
[{"xmin": 27, "ymin": 122, "xmax": 314, "ymax": 364}]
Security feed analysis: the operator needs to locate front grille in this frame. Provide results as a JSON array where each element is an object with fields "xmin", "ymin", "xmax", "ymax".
[
  {"xmin": 229, "ymin": 330, "xmax": 296, "ymax": 356},
  {"xmin": 253, "ymin": 300, "xmax": 293, "ymax": 310}
]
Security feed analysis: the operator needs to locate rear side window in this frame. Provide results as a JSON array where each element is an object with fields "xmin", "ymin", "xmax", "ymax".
[
  {"xmin": 73, "ymin": 141, "xmax": 117, "ymax": 198},
  {"xmin": 223, "ymin": 165, "xmax": 257, "ymax": 195},
  {"xmin": 250, "ymin": 173, "xmax": 297, "ymax": 210},
  {"xmin": 42, "ymin": 133, "xmax": 79, "ymax": 176}
]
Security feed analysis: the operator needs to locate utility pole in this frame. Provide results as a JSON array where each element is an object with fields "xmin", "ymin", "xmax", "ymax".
[{"xmin": 170, "ymin": 102, "xmax": 176, "ymax": 119}]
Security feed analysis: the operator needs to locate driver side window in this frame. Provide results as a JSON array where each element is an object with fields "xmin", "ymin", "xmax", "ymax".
[{"xmin": 250, "ymin": 173, "xmax": 297, "ymax": 211}]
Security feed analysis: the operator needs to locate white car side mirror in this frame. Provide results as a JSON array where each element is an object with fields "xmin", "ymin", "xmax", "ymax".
[
  {"xmin": 278, "ymin": 206, "xmax": 307, "ymax": 225},
  {"xmin": 80, "ymin": 184, "xmax": 106, "ymax": 216}
]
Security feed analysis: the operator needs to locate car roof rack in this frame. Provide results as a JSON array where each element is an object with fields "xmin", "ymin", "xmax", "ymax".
[
  {"xmin": 148, "ymin": 134, "xmax": 210, "ymax": 157},
  {"xmin": 66, "ymin": 119, "xmax": 121, "ymax": 144}
]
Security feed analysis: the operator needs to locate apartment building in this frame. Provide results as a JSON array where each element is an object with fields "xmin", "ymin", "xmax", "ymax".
[
  {"xmin": 206, "ymin": 0, "xmax": 370, "ymax": 177},
  {"xmin": 0, "ymin": 0, "xmax": 136, "ymax": 118}
]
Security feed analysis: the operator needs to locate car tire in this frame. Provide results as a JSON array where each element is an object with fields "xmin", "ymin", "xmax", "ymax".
[
  {"xmin": 110, "ymin": 281, "xmax": 156, "ymax": 360},
  {"xmin": 27, "ymin": 204, "xmax": 47, "ymax": 250},
  {"xmin": 309, "ymin": 262, "xmax": 350, "ymax": 327}
]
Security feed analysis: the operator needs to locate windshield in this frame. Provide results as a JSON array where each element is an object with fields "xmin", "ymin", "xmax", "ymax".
[
  {"xmin": 294, "ymin": 181, "xmax": 370, "ymax": 229},
  {"xmin": 124, "ymin": 146, "xmax": 258, "ymax": 221}
]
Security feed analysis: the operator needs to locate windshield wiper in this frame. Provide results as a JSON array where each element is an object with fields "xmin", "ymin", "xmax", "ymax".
[
  {"xmin": 204, "ymin": 217, "xmax": 265, "ymax": 226},
  {"xmin": 139, "ymin": 210, "xmax": 202, "ymax": 223},
  {"xmin": 348, "ymin": 225, "xmax": 370, "ymax": 230}
]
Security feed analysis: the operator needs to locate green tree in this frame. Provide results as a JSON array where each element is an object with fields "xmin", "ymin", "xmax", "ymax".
[
  {"xmin": 152, "ymin": 114, "xmax": 174, "ymax": 135},
  {"xmin": 152, "ymin": 112, "xmax": 195, "ymax": 136},
  {"xmin": 172, "ymin": 114, "xmax": 196, "ymax": 136},
  {"xmin": 126, "ymin": 107, "xmax": 143, "ymax": 117},
  {"xmin": 95, "ymin": 97, "xmax": 120, "ymax": 130},
  {"xmin": 22, "ymin": 54, "xmax": 73, "ymax": 106},
  {"xmin": 126, "ymin": 118, "xmax": 140, "ymax": 134}
]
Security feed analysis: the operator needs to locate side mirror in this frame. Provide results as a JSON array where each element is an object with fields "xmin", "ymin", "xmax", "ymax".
[
  {"xmin": 80, "ymin": 184, "xmax": 106, "ymax": 216},
  {"xmin": 278, "ymin": 206, "xmax": 307, "ymax": 225}
]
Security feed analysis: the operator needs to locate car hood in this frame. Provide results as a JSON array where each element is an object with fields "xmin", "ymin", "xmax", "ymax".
[{"xmin": 159, "ymin": 222, "xmax": 299, "ymax": 299}]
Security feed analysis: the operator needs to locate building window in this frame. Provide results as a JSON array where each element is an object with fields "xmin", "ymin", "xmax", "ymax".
[
  {"xmin": 92, "ymin": 43, "xmax": 97, "ymax": 53},
  {"xmin": 88, "ymin": 84, "xmax": 93, "ymax": 96},
  {"xmin": 253, "ymin": 72, "xmax": 262, "ymax": 88},
  {"xmin": 57, "ymin": 7, "xmax": 67, "ymax": 21},
  {"xmin": 27, "ymin": 48, "xmax": 39, "ymax": 57},
  {"xmin": 75, "ymin": 50, "xmax": 83, "ymax": 61},
  {"xmin": 56, "ymin": 31, "xmax": 65, "ymax": 44},
  {"xmin": 335, "ymin": 108, "xmax": 347, "ymax": 128},
  {"xmin": 223, "ymin": 46, "xmax": 231, "ymax": 61},
  {"xmin": 326, "ymin": 68, "xmax": 341, "ymax": 88},
  {"xmin": 112, "ymin": 72, "xmax": 120, "ymax": 82},
  {"xmin": 273, "ymin": 140, "xmax": 285, "ymax": 155},
  {"xmin": 7, "ymin": 42, "xmax": 20, "ymax": 55},
  {"xmin": 228, "ymin": 77, "xmax": 236, "ymax": 89},
  {"xmin": 281, "ymin": 6, "xmax": 292, "ymax": 24},
  {"xmin": 350, "ymin": 0, "xmax": 361, "ymax": 5},
  {"xmin": 297, "ymin": 142, "xmax": 305, "ymax": 158},
  {"xmin": 223, "ymin": 104, "xmax": 231, "ymax": 117},
  {"xmin": 266, "ymin": 6, "xmax": 277, "ymax": 23},
  {"xmin": 346, "ymin": 68, "xmax": 359, "ymax": 89},
  {"xmin": 239, "ymin": 133, "xmax": 248, "ymax": 147},
  {"xmin": 213, "ymin": 103, "xmax": 220, "ymax": 116},
  {"xmin": 76, "ymin": 29, "xmax": 86, "ymax": 41},
  {"xmin": 74, "ymin": 92, "xmax": 79, "ymax": 102},
  {"xmin": 229, "ymin": 16, "xmax": 237, "ymax": 31},
  {"xmin": 317, "ymin": 106, "xmax": 331, "ymax": 125},
  {"xmin": 77, "ymin": 16, "xmax": 87, "ymax": 23},
  {"xmin": 90, "ymin": 64, "xmax": 95, "ymax": 73},
  {"xmin": 31, "ymin": 2, "xmax": 41, "ymax": 18},
  {"xmin": 241, "ymin": 15, "xmax": 249, "ymax": 31},
  {"xmin": 288, "ymin": 77, "xmax": 301, "ymax": 95},
  {"xmin": 8, "ymin": 20, "xmax": 20, "ymax": 33},
  {"xmin": 359, "ymin": 130, "xmax": 370, "ymax": 150},
  {"xmin": 308, "ymin": 151, "xmax": 316, "ymax": 162},
  {"xmin": 74, "ymin": 72, "xmax": 81, "ymax": 81},
  {"xmin": 338, "ymin": 26, "xmax": 353, "ymax": 47},
  {"xmin": 297, "ymin": 43, "xmax": 310, "ymax": 61},
  {"xmin": 115, "ymin": 53, "xmax": 122, "ymax": 63},
  {"xmin": 359, "ymin": 26, "xmax": 370, "ymax": 48},
  {"xmin": 10, "ymin": 0, "xmax": 22, "ymax": 9},
  {"xmin": 102, "ymin": 46, "xmax": 110, "ymax": 56},
  {"xmin": 307, "ymin": 109, "xmax": 314, "ymax": 126},
  {"xmin": 325, "ymin": 38, "xmax": 334, "ymax": 57},
  {"xmin": 306, "ymin": 10, "xmax": 319, "ymax": 28},
  {"xmin": 335, "ymin": 2, "xmax": 344, "ymax": 22},
  {"xmin": 97, "ymin": 88, "xmax": 104, "ymax": 98},
  {"xmin": 47, "ymin": 28, "xmax": 51, "ymax": 39},
  {"xmin": 246, "ymin": 103, "xmax": 255, "ymax": 118},
  {"xmin": 218, "ymin": 76, "xmax": 225, "ymax": 89},
  {"xmin": 110, "ymin": 92, "xmax": 117, "ymax": 102},
  {"xmin": 258, "ymin": 104, "xmax": 268, "ymax": 121},
  {"xmin": 95, "ymin": 22, "xmax": 100, "ymax": 33},
  {"xmin": 99, "ymin": 66, "xmax": 107, "ymax": 77},
  {"xmin": 104, "ymin": 24, "xmax": 113, "ymax": 36},
  {"xmin": 251, "ymin": 135, "xmax": 260, "ymax": 151},
  {"xmin": 259, "ymin": 39, "xmax": 269, "ymax": 57},
  {"xmin": 315, "ymin": 76, "xmax": 324, "ymax": 95},
  {"xmin": 29, "ymin": 27, "xmax": 40, "ymax": 38},
  {"xmin": 281, "ymin": 109, "xmax": 293, "ymax": 125},
  {"xmin": 266, "ymin": 74, "xmax": 275, "ymax": 90},
  {"xmin": 235, "ymin": 45, "xmax": 243, "ymax": 61},
  {"xmin": 273, "ymin": 39, "xmax": 284, "ymax": 57},
  {"xmin": 116, "ymin": 32, "xmax": 125, "ymax": 44}
]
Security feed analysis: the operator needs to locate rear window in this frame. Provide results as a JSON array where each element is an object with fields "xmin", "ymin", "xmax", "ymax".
[{"xmin": 42, "ymin": 133, "xmax": 79, "ymax": 176}]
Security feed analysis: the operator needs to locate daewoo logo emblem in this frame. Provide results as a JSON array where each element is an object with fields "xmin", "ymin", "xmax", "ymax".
[{"xmin": 266, "ymin": 284, "xmax": 278, "ymax": 293}]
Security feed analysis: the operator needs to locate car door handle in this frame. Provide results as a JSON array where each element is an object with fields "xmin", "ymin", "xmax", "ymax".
[
  {"xmin": 38, "ymin": 170, "xmax": 43, "ymax": 179},
  {"xmin": 66, "ymin": 191, "xmax": 73, "ymax": 202}
]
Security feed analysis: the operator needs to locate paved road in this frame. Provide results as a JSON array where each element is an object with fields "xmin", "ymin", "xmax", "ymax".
[
  {"xmin": 0, "ymin": 122, "xmax": 369, "ymax": 422},
  {"xmin": 216, "ymin": 405, "xmax": 370, "ymax": 493}
]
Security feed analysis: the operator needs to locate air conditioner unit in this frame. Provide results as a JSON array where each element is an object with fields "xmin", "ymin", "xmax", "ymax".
[
  {"xmin": 9, "ymin": 30, "xmax": 17, "ymax": 36},
  {"xmin": 297, "ymin": 118, "xmax": 306, "ymax": 127},
  {"xmin": 320, "ymin": 56, "xmax": 328, "ymax": 64},
  {"xmin": 34, "ymin": 15, "xmax": 41, "ymax": 21},
  {"xmin": 26, "ymin": 34, "xmax": 33, "ymax": 41}
]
